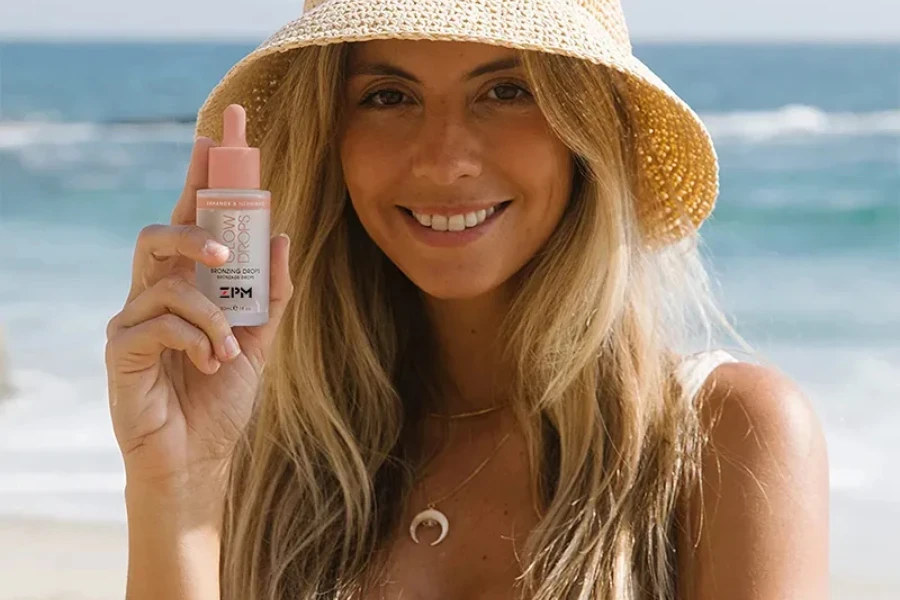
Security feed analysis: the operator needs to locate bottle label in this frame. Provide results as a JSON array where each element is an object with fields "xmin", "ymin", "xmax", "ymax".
[
  {"xmin": 197, "ymin": 196, "xmax": 271, "ymax": 210},
  {"xmin": 196, "ymin": 193, "xmax": 270, "ymax": 326}
]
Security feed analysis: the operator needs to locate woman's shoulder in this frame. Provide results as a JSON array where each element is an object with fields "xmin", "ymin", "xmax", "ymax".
[
  {"xmin": 680, "ymin": 350, "xmax": 820, "ymax": 435},
  {"xmin": 676, "ymin": 352, "xmax": 830, "ymax": 597},
  {"xmin": 677, "ymin": 349, "xmax": 823, "ymax": 451}
]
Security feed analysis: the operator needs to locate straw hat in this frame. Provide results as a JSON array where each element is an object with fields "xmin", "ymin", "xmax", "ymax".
[{"xmin": 195, "ymin": 0, "xmax": 720, "ymax": 246}]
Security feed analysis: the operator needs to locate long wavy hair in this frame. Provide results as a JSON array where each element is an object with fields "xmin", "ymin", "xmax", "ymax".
[{"xmin": 218, "ymin": 41, "xmax": 752, "ymax": 600}]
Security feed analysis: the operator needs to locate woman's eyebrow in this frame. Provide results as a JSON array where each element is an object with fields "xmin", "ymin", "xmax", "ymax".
[{"xmin": 347, "ymin": 56, "xmax": 522, "ymax": 83}]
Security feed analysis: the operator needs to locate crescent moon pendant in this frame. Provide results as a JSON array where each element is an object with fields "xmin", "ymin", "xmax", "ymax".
[{"xmin": 409, "ymin": 508, "xmax": 449, "ymax": 546}]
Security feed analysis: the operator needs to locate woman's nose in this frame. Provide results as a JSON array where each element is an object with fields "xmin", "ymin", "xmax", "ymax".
[{"xmin": 410, "ymin": 110, "xmax": 483, "ymax": 185}]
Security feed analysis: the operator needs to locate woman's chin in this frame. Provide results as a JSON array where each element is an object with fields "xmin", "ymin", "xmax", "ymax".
[{"xmin": 409, "ymin": 275, "xmax": 503, "ymax": 302}]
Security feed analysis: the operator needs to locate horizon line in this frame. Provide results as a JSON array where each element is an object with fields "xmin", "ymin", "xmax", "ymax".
[{"xmin": 0, "ymin": 32, "xmax": 897, "ymax": 45}]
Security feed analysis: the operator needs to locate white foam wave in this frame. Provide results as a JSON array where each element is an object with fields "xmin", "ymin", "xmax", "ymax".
[
  {"xmin": 700, "ymin": 104, "xmax": 900, "ymax": 141},
  {"xmin": 1, "ymin": 105, "xmax": 898, "ymax": 150},
  {"xmin": 0, "ymin": 369, "xmax": 118, "ymax": 452},
  {"xmin": 0, "ymin": 119, "xmax": 195, "ymax": 149},
  {"xmin": 0, "ymin": 368, "xmax": 127, "ymax": 522}
]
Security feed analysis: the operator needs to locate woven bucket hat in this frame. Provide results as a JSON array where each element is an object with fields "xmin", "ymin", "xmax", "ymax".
[{"xmin": 195, "ymin": 0, "xmax": 720, "ymax": 246}]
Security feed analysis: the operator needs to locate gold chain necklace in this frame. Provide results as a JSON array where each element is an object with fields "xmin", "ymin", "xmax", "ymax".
[
  {"xmin": 425, "ymin": 403, "xmax": 510, "ymax": 419},
  {"xmin": 409, "ymin": 430, "xmax": 513, "ymax": 546}
]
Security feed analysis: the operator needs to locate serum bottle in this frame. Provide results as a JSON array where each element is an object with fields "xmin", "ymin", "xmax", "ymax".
[{"xmin": 196, "ymin": 104, "xmax": 270, "ymax": 326}]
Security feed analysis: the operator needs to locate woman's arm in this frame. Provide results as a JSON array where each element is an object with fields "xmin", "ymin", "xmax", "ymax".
[
  {"xmin": 677, "ymin": 361, "xmax": 830, "ymax": 599},
  {"xmin": 124, "ymin": 478, "xmax": 226, "ymax": 600}
]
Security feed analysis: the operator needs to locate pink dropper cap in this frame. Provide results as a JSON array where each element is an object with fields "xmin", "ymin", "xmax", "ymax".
[{"xmin": 207, "ymin": 104, "xmax": 260, "ymax": 189}]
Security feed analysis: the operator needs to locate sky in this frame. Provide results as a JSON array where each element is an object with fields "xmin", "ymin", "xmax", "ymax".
[{"xmin": 0, "ymin": 0, "xmax": 896, "ymax": 42}]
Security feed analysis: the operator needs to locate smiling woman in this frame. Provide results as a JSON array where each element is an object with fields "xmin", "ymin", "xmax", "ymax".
[
  {"xmin": 106, "ymin": 2, "xmax": 829, "ymax": 600},
  {"xmin": 339, "ymin": 41, "xmax": 575, "ymax": 300}
]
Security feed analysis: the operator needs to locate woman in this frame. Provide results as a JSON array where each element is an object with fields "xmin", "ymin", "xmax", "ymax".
[{"xmin": 104, "ymin": 2, "xmax": 829, "ymax": 599}]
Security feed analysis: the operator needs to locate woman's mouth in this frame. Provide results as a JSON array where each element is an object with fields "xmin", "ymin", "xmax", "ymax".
[
  {"xmin": 397, "ymin": 200, "xmax": 512, "ymax": 248},
  {"xmin": 400, "ymin": 200, "xmax": 512, "ymax": 232}
]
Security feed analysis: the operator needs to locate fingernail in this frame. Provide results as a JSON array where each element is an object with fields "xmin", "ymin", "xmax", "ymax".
[
  {"xmin": 204, "ymin": 239, "xmax": 229, "ymax": 258},
  {"xmin": 278, "ymin": 232, "xmax": 291, "ymax": 248},
  {"xmin": 224, "ymin": 335, "xmax": 241, "ymax": 359},
  {"xmin": 209, "ymin": 358, "xmax": 221, "ymax": 373}
]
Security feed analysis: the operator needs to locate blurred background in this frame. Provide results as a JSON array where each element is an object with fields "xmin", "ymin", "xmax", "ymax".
[{"xmin": 0, "ymin": 1, "xmax": 897, "ymax": 598}]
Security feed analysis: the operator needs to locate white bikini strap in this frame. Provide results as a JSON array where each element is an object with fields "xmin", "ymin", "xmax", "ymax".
[{"xmin": 674, "ymin": 349, "xmax": 739, "ymax": 405}]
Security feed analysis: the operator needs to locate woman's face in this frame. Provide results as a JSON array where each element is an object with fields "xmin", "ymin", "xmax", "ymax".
[{"xmin": 339, "ymin": 40, "xmax": 574, "ymax": 300}]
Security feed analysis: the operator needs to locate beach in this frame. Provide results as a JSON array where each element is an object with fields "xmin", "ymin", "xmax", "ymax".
[
  {"xmin": 0, "ymin": 40, "xmax": 897, "ymax": 599},
  {"xmin": 0, "ymin": 517, "xmax": 126, "ymax": 600},
  {"xmin": 1, "ymin": 515, "xmax": 899, "ymax": 599}
]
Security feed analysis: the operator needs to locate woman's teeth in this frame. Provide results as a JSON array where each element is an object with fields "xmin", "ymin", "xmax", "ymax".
[{"xmin": 411, "ymin": 206, "xmax": 498, "ymax": 232}]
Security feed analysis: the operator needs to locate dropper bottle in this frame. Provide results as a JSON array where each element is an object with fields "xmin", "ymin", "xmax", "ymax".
[{"xmin": 195, "ymin": 104, "xmax": 271, "ymax": 326}]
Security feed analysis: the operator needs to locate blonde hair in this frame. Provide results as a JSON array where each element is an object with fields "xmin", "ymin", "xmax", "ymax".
[{"xmin": 219, "ymin": 42, "xmax": 753, "ymax": 600}]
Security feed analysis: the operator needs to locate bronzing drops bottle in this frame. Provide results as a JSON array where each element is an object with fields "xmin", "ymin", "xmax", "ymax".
[{"xmin": 196, "ymin": 104, "xmax": 270, "ymax": 326}]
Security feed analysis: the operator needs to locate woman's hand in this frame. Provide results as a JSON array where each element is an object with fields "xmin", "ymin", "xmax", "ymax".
[{"xmin": 104, "ymin": 136, "xmax": 293, "ymax": 496}]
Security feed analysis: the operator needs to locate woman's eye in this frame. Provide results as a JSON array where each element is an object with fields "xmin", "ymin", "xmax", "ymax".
[
  {"xmin": 359, "ymin": 83, "xmax": 531, "ymax": 109},
  {"xmin": 486, "ymin": 83, "xmax": 530, "ymax": 102},
  {"xmin": 361, "ymin": 89, "xmax": 407, "ymax": 108}
]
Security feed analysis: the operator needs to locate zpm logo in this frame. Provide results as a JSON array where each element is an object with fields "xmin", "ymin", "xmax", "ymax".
[{"xmin": 220, "ymin": 287, "xmax": 253, "ymax": 299}]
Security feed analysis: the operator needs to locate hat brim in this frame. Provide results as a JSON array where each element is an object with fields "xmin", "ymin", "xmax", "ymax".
[{"xmin": 196, "ymin": 0, "xmax": 719, "ymax": 246}]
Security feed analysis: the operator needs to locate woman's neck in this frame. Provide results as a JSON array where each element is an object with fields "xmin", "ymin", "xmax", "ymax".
[{"xmin": 425, "ymin": 289, "xmax": 513, "ymax": 416}]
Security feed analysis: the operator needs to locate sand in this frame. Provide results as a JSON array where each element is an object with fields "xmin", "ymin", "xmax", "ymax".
[
  {"xmin": 0, "ymin": 517, "xmax": 127, "ymax": 600},
  {"xmin": 0, "ymin": 515, "xmax": 896, "ymax": 599}
]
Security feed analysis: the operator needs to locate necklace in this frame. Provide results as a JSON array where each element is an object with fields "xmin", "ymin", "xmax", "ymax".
[
  {"xmin": 425, "ymin": 403, "xmax": 510, "ymax": 419},
  {"xmin": 408, "ymin": 430, "xmax": 512, "ymax": 546}
]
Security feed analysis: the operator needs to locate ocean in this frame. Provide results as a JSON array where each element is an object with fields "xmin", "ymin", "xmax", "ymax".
[{"xmin": 0, "ymin": 41, "xmax": 897, "ymax": 589}]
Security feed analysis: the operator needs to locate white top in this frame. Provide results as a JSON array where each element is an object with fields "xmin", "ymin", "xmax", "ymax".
[{"xmin": 674, "ymin": 349, "xmax": 740, "ymax": 405}]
